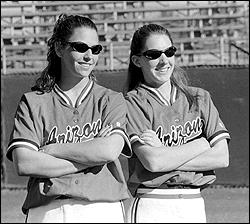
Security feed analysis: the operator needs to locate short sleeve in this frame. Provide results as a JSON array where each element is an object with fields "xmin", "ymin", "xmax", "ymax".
[
  {"xmin": 125, "ymin": 93, "xmax": 152, "ymax": 145},
  {"xmin": 6, "ymin": 94, "xmax": 40, "ymax": 161},
  {"xmin": 201, "ymin": 91, "xmax": 231, "ymax": 147},
  {"xmin": 101, "ymin": 92, "xmax": 132, "ymax": 158}
]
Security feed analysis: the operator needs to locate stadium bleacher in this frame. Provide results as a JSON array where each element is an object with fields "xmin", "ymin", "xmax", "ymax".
[{"xmin": 1, "ymin": 1, "xmax": 249, "ymax": 74}]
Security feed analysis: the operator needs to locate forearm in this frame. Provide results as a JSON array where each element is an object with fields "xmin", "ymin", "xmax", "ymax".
[
  {"xmin": 135, "ymin": 137, "xmax": 210, "ymax": 172},
  {"xmin": 12, "ymin": 147, "xmax": 89, "ymax": 178},
  {"xmin": 42, "ymin": 134, "xmax": 124, "ymax": 165},
  {"xmin": 176, "ymin": 139, "xmax": 229, "ymax": 171}
]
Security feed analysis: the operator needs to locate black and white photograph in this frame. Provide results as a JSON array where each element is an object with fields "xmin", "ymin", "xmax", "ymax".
[{"xmin": 1, "ymin": 1, "xmax": 249, "ymax": 223}]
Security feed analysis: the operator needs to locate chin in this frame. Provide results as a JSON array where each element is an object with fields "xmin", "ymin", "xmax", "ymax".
[{"xmin": 74, "ymin": 71, "xmax": 89, "ymax": 79}]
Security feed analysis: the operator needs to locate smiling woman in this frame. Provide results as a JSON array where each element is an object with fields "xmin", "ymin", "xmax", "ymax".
[
  {"xmin": 5, "ymin": 13, "xmax": 132, "ymax": 223},
  {"xmin": 124, "ymin": 23, "xmax": 230, "ymax": 223}
]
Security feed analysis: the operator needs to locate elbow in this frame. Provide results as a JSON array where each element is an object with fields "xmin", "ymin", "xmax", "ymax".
[
  {"xmin": 221, "ymin": 149, "xmax": 230, "ymax": 168},
  {"xmin": 13, "ymin": 157, "xmax": 34, "ymax": 176},
  {"xmin": 222, "ymin": 157, "xmax": 230, "ymax": 168},
  {"xmin": 146, "ymin": 164, "xmax": 172, "ymax": 173},
  {"xmin": 139, "ymin": 156, "xmax": 158, "ymax": 172},
  {"xmin": 14, "ymin": 162, "xmax": 30, "ymax": 176},
  {"xmin": 144, "ymin": 163, "xmax": 157, "ymax": 173},
  {"xmin": 143, "ymin": 157, "xmax": 174, "ymax": 173},
  {"xmin": 147, "ymin": 165, "xmax": 163, "ymax": 173},
  {"xmin": 105, "ymin": 151, "xmax": 120, "ymax": 162},
  {"xmin": 12, "ymin": 148, "xmax": 36, "ymax": 176},
  {"xmin": 105, "ymin": 136, "xmax": 124, "ymax": 162},
  {"xmin": 216, "ymin": 155, "xmax": 229, "ymax": 169},
  {"xmin": 216, "ymin": 140, "xmax": 229, "ymax": 168},
  {"xmin": 104, "ymin": 146, "xmax": 122, "ymax": 162}
]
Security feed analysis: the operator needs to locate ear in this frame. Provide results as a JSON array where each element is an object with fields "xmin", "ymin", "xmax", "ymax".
[
  {"xmin": 54, "ymin": 41, "xmax": 63, "ymax": 58},
  {"xmin": 131, "ymin": 55, "xmax": 142, "ymax": 68}
]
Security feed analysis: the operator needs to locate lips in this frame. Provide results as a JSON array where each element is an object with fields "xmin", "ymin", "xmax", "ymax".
[
  {"xmin": 156, "ymin": 66, "xmax": 170, "ymax": 72},
  {"xmin": 78, "ymin": 62, "xmax": 92, "ymax": 66},
  {"xmin": 78, "ymin": 62, "xmax": 93, "ymax": 69}
]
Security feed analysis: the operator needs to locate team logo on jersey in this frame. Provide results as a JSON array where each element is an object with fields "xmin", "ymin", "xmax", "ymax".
[
  {"xmin": 156, "ymin": 117, "xmax": 204, "ymax": 146},
  {"xmin": 45, "ymin": 119, "xmax": 102, "ymax": 144}
]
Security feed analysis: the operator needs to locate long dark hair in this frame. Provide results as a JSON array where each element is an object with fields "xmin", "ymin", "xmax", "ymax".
[
  {"xmin": 125, "ymin": 24, "xmax": 199, "ymax": 110},
  {"xmin": 31, "ymin": 13, "xmax": 98, "ymax": 93}
]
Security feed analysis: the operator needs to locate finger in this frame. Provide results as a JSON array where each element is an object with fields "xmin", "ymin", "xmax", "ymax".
[
  {"xmin": 142, "ymin": 130, "xmax": 156, "ymax": 136},
  {"xmin": 142, "ymin": 133, "xmax": 157, "ymax": 140},
  {"xmin": 140, "ymin": 135, "xmax": 151, "ymax": 141},
  {"xmin": 140, "ymin": 133, "xmax": 153, "ymax": 137},
  {"xmin": 142, "ymin": 139, "xmax": 154, "ymax": 147}
]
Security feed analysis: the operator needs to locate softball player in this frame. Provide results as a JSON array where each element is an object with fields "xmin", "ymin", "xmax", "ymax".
[
  {"xmin": 124, "ymin": 24, "xmax": 230, "ymax": 223},
  {"xmin": 6, "ymin": 14, "xmax": 131, "ymax": 223}
]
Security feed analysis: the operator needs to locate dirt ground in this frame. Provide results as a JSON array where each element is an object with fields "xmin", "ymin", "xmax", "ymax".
[{"xmin": 1, "ymin": 186, "xmax": 249, "ymax": 223}]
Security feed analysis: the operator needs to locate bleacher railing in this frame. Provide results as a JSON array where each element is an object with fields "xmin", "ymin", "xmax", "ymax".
[{"xmin": 1, "ymin": 1, "xmax": 249, "ymax": 74}]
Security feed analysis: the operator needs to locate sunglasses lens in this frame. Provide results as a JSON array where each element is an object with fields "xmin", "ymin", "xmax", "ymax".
[
  {"xmin": 143, "ymin": 46, "xmax": 176, "ymax": 60},
  {"xmin": 165, "ymin": 46, "xmax": 176, "ymax": 57},
  {"xmin": 144, "ymin": 50, "xmax": 161, "ymax": 60},
  {"xmin": 72, "ymin": 42, "xmax": 89, "ymax": 53},
  {"xmin": 70, "ymin": 42, "xmax": 102, "ymax": 55},
  {"xmin": 91, "ymin": 45, "xmax": 102, "ymax": 55}
]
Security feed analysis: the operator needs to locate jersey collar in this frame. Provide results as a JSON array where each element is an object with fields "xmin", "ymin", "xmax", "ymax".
[
  {"xmin": 139, "ymin": 83, "xmax": 177, "ymax": 106},
  {"xmin": 54, "ymin": 79, "xmax": 94, "ymax": 107}
]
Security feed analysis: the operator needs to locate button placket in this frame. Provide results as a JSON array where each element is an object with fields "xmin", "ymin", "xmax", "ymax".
[
  {"xmin": 73, "ymin": 119, "xmax": 79, "ymax": 123},
  {"xmin": 75, "ymin": 180, "xmax": 79, "ymax": 185},
  {"xmin": 72, "ymin": 109, "xmax": 79, "ymax": 123}
]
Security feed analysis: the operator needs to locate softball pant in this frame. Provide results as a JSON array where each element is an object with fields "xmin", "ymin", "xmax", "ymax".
[
  {"xmin": 125, "ymin": 187, "xmax": 206, "ymax": 223},
  {"xmin": 26, "ymin": 198, "xmax": 126, "ymax": 223}
]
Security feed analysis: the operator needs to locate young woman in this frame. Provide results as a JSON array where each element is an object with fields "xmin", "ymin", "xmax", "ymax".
[
  {"xmin": 124, "ymin": 24, "xmax": 230, "ymax": 223},
  {"xmin": 6, "ymin": 13, "xmax": 131, "ymax": 223}
]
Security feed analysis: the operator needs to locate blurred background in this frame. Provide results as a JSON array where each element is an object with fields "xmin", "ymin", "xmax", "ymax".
[
  {"xmin": 1, "ymin": 1, "xmax": 249, "ymax": 72},
  {"xmin": 1, "ymin": 1, "xmax": 249, "ymax": 189}
]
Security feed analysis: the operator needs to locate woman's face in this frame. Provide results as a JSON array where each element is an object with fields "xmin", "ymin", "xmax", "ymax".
[
  {"xmin": 59, "ymin": 26, "xmax": 100, "ymax": 80},
  {"xmin": 134, "ymin": 34, "xmax": 175, "ymax": 88}
]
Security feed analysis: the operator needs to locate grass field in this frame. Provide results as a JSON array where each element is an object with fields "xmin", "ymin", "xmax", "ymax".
[{"xmin": 1, "ymin": 186, "xmax": 249, "ymax": 223}]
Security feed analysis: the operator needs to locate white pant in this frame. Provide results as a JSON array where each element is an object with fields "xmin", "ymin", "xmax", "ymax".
[
  {"xmin": 26, "ymin": 199, "xmax": 125, "ymax": 223},
  {"xmin": 124, "ymin": 188, "xmax": 206, "ymax": 223}
]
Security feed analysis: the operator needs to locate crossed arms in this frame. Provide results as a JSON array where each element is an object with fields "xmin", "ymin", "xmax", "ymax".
[{"xmin": 133, "ymin": 129, "xmax": 229, "ymax": 173}]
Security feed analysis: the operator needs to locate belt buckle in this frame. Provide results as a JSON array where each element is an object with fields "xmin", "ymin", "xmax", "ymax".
[{"xmin": 178, "ymin": 194, "xmax": 184, "ymax": 198}]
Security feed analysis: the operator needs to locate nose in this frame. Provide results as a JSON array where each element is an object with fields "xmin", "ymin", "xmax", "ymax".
[
  {"xmin": 159, "ymin": 52, "xmax": 169, "ymax": 62},
  {"xmin": 83, "ymin": 49, "xmax": 93, "ymax": 61}
]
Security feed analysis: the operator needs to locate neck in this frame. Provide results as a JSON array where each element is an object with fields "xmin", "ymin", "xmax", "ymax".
[
  {"xmin": 58, "ymin": 77, "xmax": 90, "ymax": 107},
  {"xmin": 157, "ymin": 81, "xmax": 172, "ymax": 101},
  {"xmin": 58, "ymin": 76, "xmax": 90, "ymax": 92}
]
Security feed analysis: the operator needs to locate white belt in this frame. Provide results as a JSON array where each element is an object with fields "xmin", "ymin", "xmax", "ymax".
[{"xmin": 136, "ymin": 188, "xmax": 201, "ymax": 199}]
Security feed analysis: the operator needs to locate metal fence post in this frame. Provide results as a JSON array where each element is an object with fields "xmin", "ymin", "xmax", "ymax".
[
  {"xmin": 109, "ymin": 42, "xmax": 114, "ymax": 70},
  {"xmin": 220, "ymin": 37, "xmax": 225, "ymax": 65},
  {"xmin": 2, "ymin": 46, "xmax": 7, "ymax": 74}
]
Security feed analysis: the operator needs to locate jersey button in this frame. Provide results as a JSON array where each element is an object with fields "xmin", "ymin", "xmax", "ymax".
[
  {"xmin": 75, "ymin": 180, "xmax": 79, "ymax": 185},
  {"xmin": 73, "ymin": 110, "xmax": 79, "ymax": 115},
  {"xmin": 175, "ymin": 118, "xmax": 180, "ymax": 123},
  {"xmin": 73, "ymin": 119, "xmax": 79, "ymax": 123}
]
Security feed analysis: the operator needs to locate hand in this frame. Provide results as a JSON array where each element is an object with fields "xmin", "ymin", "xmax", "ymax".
[
  {"xmin": 96, "ymin": 125, "xmax": 113, "ymax": 138},
  {"xmin": 140, "ymin": 129, "xmax": 163, "ymax": 147}
]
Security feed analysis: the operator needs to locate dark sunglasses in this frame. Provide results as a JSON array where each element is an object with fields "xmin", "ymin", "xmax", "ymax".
[
  {"xmin": 63, "ymin": 41, "xmax": 102, "ymax": 55},
  {"xmin": 138, "ymin": 46, "xmax": 177, "ymax": 60}
]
